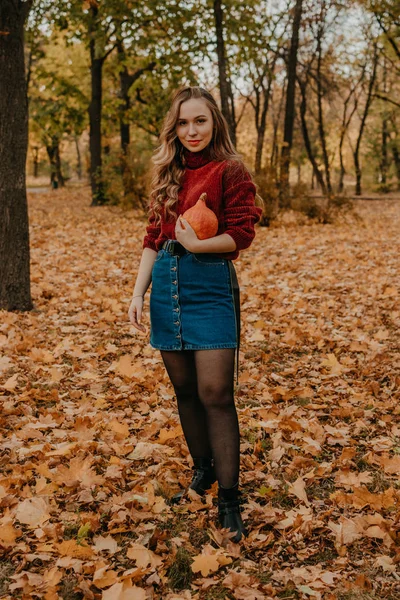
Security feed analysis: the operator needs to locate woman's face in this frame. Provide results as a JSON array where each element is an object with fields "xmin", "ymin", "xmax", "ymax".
[{"xmin": 176, "ymin": 98, "xmax": 214, "ymax": 153}]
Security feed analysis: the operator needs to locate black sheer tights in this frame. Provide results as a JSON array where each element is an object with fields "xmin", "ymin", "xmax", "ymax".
[{"xmin": 160, "ymin": 349, "xmax": 240, "ymax": 489}]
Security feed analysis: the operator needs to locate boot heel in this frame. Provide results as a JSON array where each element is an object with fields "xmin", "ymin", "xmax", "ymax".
[{"xmin": 217, "ymin": 484, "xmax": 248, "ymax": 542}]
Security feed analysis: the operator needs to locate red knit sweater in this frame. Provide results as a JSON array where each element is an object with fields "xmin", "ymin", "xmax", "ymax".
[{"xmin": 142, "ymin": 146, "xmax": 262, "ymax": 260}]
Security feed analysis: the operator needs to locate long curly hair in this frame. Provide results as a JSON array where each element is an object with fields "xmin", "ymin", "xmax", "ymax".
[{"xmin": 149, "ymin": 86, "xmax": 243, "ymax": 224}]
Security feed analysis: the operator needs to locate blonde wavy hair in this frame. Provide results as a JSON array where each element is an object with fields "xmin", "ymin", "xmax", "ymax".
[{"xmin": 149, "ymin": 86, "xmax": 244, "ymax": 224}]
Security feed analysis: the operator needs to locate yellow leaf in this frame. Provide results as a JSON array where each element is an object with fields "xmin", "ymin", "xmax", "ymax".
[
  {"xmin": 1, "ymin": 373, "xmax": 19, "ymax": 391},
  {"xmin": 0, "ymin": 522, "xmax": 20, "ymax": 544},
  {"xmin": 126, "ymin": 543, "xmax": 163, "ymax": 568},
  {"xmin": 56, "ymin": 539, "xmax": 95, "ymax": 559},
  {"xmin": 320, "ymin": 353, "xmax": 343, "ymax": 375},
  {"xmin": 191, "ymin": 553, "xmax": 220, "ymax": 576},
  {"xmin": 109, "ymin": 419, "xmax": 130, "ymax": 439},
  {"xmin": 93, "ymin": 566, "xmax": 118, "ymax": 589},
  {"xmin": 114, "ymin": 355, "xmax": 136, "ymax": 378}
]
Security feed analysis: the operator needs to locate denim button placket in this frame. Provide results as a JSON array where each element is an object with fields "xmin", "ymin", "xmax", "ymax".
[{"xmin": 170, "ymin": 255, "xmax": 182, "ymax": 347}]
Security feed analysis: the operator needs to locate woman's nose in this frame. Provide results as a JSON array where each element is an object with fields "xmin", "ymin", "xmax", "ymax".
[{"xmin": 188, "ymin": 122, "xmax": 197, "ymax": 135}]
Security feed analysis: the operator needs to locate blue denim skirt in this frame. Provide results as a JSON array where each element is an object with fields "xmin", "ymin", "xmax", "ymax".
[{"xmin": 150, "ymin": 247, "xmax": 239, "ymax": 353}]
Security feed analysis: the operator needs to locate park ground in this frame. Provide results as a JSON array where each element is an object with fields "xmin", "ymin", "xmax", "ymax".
[{"xmin": 0, "ymin": 189, "xmax": 399, "ymax": 599}]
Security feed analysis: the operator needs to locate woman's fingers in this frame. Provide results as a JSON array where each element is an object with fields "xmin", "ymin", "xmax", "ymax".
[{"xmin": 128, "ymin": 300, "xmax": 146, "ymax": 332}]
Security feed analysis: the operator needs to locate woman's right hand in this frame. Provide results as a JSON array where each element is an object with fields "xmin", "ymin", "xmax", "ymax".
[{"xmin": 128, "ymin": 296, "xmax": 146, "ymax": 333}]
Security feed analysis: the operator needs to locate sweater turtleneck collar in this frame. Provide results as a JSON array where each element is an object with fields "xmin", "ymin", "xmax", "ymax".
[{"xmin": 183, "ymin": 144, "xmax": 212, "ymax": 169}]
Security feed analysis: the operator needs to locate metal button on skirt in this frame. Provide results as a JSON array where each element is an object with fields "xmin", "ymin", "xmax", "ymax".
[{"xmin": 150, "ymin": 247, "xmax": 239, "ymax": 353}]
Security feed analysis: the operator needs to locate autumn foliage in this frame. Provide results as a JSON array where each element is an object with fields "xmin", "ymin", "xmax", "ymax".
[{"xmin": 0, "ymin": 190, "xmax": 399, "ymax": 599}]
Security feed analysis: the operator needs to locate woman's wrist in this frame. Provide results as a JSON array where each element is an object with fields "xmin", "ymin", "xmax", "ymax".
[
  {"xmin": 188, "ymin": 239, "xmax": 203, "ymax": 253},
  {"xmin": 132, "ymin": 293, "xmax": 144, "ymax": 299}
]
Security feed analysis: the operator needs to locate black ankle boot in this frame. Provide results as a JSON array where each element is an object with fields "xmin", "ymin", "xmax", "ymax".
[
  {"xmin": 217, "ymin": 482, "xmax": 248, "ymax": 543},
  {"xmin": 170, "ymin": 457, "xmax": 217, "ymax": 504}
]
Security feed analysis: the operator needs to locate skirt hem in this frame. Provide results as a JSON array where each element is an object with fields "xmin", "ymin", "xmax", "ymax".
[{"xmin": 150, "ymin": 343, "xmax": 237, "ymax": 351}]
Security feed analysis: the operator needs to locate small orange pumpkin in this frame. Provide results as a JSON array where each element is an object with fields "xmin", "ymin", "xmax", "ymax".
[{"xmin": 182, "ymin": 193, "xmax": 218, "ymax": 240}]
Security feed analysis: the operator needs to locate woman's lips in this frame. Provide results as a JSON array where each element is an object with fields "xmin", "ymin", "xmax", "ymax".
[{"xmin": 188, "ymin": 140, "xmax": 201, "ymax": 145}]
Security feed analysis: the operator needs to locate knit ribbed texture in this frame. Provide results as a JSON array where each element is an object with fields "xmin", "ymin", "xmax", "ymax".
[{"xmin": 143, "ymin": 147, "xmax": 262, "ymax": 260}]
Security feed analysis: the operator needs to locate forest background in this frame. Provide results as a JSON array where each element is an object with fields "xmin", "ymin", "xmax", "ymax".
[
  {"xmin": 25, "ymin": 0, "xmax": 400, "ymax": 207},
  {"xmin": 0, "ymin": 2, "xmax": 400, "ymax": 599}
]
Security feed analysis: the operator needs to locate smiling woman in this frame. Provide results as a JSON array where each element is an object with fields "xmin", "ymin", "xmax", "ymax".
[
  {"xmin": 128, "ymin": 85, "xmax": 262, "ymax": 543},
  {"xmin": 176, "ymin": 99, "xmax": 214, "ymax": 152}
]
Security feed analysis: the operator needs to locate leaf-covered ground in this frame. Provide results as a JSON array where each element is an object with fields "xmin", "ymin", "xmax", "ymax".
[{"xmin": 1, "ymin": 190, "xmax": 399, "ymax": 600}]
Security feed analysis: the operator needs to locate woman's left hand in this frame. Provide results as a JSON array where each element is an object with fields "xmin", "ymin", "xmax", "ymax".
[{"xmin": 175, "ymin": 216, "xmax": 200, "ymax": 252}]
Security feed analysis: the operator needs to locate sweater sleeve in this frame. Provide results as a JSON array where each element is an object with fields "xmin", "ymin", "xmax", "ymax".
[
  {"xmin": 142, "ymin": 206, "xmax": 161, "ymax": 252},
  {"xmin": 222, "ymin": 160, "xmax": 262, "ymax": 251}
]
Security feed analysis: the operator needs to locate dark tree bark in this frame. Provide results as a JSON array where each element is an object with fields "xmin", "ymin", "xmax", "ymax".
[
  {"xmin": 46, "ymin": 143, "xmax": 57, "ymax": 188},
  {"xmin": 88, "ymin": 12, "xmax": 105, "ymax": 205},
  {"xmin": 353, "ymin": 44, "xmax": 378, "ymax": 196},
  {"xmin": 379, "ymin": 57, "xmax": 388, "ymax": 188},
  {"xmin": 270, "ymin": 81, "xmax": 286, "ymax": 172},
  {"xmin": 32, "ymin": 146, "xmax": 39, "ymax": 178},
  {"xmin": 46, "ymin": 138, "xmax": 64, "ymax": 188},
  {"xmin": 279, "ymin": 0, "xmax": 303, "ymax": 204},
  {"xmin": 75, "ymin": 135, "xmax": 82, "ymax": 180},
  {"xmin": 250, "ymin": 52, "xmax": 278, "ymax": 174},
  {"xmin": 0, "ymin": 0, "xmax": 33, "ymax": 311},
  {"xmin": 392, "ymin": 144, "xmax": 400, "ymax": 190},
  {"xmin": 390, "ymin": 118, "xmax": 400, "ymax": 190},
  {"xmin": 338, "ymin": 82, "xmax": 361, "ymax": 193},
  {"xmin": 315, "ymin": 22, "xmax": 332, "ymax": 195},
  {"xmin": 213, "ymin": 0, "xmax": 236, "ymax": 146},
  {"xmin": 298, "ymin": 77, "xmax": 327, "ymax": 196},
  {"xmin": 380, "ymin": 116, "xmax": 389, "ymax": 187},
  {"xmin": 87, "ymin": 5, "xmax": 118, "ymax": 205},
  {"xmin": 55, "ymin": 144, "xmax": 64, "ymax": 187}
]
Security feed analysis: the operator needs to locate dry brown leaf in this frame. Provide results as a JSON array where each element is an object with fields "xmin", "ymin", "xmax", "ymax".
[
  {"xmin": 56, "ymin": 540, "xmax": 96, "ymax": 559},
  {"xmin": 93, "ymin": 566, "xmax": 118, "ymax": 589},
  {"xmin": 288, "ymin": 476, "xmax": 310, "ymax": 506},
  {"xmin": 14, "ymin": 497, "xmax": 50, "ymax": 528},
  {"xmin": 126, "ymin": 542, "xmax": 163, "ymax": 568},
  {"xmin": 101, "ymin": 582, "xmax": 147, "ymax": 600}
]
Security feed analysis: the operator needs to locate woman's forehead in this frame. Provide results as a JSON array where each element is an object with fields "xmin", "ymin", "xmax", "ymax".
[{"xmin": 178, "ymin": 98, "xmax": 212, "ymax": 119}]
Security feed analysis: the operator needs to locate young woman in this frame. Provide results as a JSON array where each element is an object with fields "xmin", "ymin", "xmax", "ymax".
[{"xmin": 128, "ymin": 86, "xmax": 262, "ymax": 542}]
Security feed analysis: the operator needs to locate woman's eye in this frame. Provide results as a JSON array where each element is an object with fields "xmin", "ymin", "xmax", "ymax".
[{"xmin": 197, "ymin": 119, "xmax": 206, "ymax": 124}]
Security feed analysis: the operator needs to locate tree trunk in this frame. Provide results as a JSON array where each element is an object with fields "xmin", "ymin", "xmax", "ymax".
[
  {"xmin": 89, "ymin": 50, "xmax": 104, "ymax": 204},
  {"xmin": 213, "ymin": 0, "xmax": 236, "ymax": 146},
  {"xmin": 46, "ymin": 138, "xmax": 64, "ymax": 188},
  {"xmin": 316, "ymin": 24, "xmax": 332, "ymax": 195},
  {"xmin": 46, "ymin": 144, "xmax": 58, "ymax": 188},
  {"xmin": 270, "ymin": 82, "xmax": 286, "ymax": 172},
  {"xmin": 88, "ymin": 4, "xmax": 105, "ymax": 205},
  {"xmin": 254, "ymin": 67, "xmax": 275, "ymax": 174},
  {"xmin": 32, "ymin": 146, "xmax": 39, "ymax": 178},
  {"xmin": 353, "ymin": 44, "xmax": 378, "ymax": 196},
  {"xmin": 279, "ymin": 0, "xmax": 303, "ymax": 204},
  {"xmin": 338, "ymin": 138, "xmax": 345, "ymax": 193},
  {"xmin": 118, "ymin": 55, "xmax": 131, "ymax": 154},
  {"xmin": 55, "ymin": 144, "xmax": 64, "ymax": 187},
  {"xmin": 380, "ymin": 116, "xmax": 388, "ymax": 186},
  {"xmin": 0, "ymin": 0, "xmax": 33, "ymax": 311},
  {"xmin": 379, "ymin": 57, "xmax": 388, "ymax": 188},
  {"xmin": 392, "ymin": 143, "xmax": 400, "ymax": 191},
  {"xmin": 299, "ymin": 79, "xmax": 327, "ymax": 196},
  {"xmin": 75, "ymin": 135, "xmax": 82, "ymax": 179}
]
